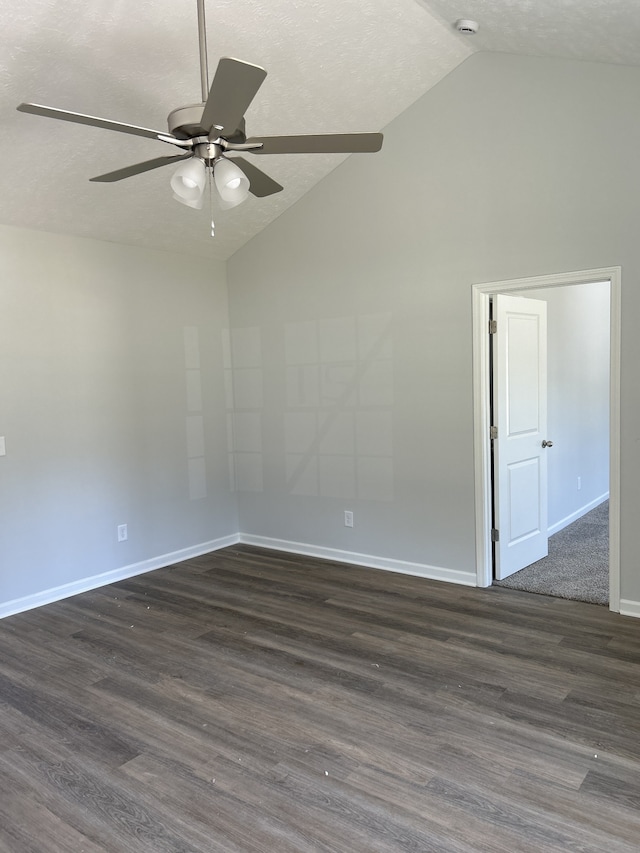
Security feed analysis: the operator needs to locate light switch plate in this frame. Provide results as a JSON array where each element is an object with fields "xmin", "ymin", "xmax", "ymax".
[{"xmin": 0, "ymin": 437, "xmax": 5, "ymax": 456}]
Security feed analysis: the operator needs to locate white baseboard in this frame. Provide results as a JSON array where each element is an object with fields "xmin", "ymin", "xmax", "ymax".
[
  {"xmin": 547, "ymin": 492, "xmax": 609, "ymax": 537},
  {"xmin": 5, "ymin": 528, "xmax": 634, "ymax": 620},
  {"xmin": 0, "ymin": 533, "xmax": 240, "ymax": 620},
  {"xmin": 239, "ymin": 533, "xmax": 477, "ymax": 587},
  {"xmin": 619, "ymin": 599, "xmax": 640, "ymax": 619}
]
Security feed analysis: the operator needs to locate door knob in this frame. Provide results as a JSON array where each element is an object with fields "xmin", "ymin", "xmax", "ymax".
[{"xmin": 542, "ymin": 440, "xmax": 553, "ymax": 448}]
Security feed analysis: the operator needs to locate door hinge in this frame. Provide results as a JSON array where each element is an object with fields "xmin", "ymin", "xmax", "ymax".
[
  {"xmin": 490, "ymin": 425, "xmax": 498, "ymax": 440},
  {"xmin": 491, "ymin": 528, "xmax": 500, "ymax": 542},
  {"xmin": 489, "ymin": 319, "xmax": 497, "ymax": 334}
]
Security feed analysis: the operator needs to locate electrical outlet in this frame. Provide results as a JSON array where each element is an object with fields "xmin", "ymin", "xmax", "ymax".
[
  {"xmin": 117, "ymin": 524, "xmax": 128, "ymax": 542},
  {"xmin": 577, "ymin": 476, "xmax": 582, "ymax": 491},
  {"xmin": 344, "ymin": 511, "xmax": 354, "ymax": 528}
]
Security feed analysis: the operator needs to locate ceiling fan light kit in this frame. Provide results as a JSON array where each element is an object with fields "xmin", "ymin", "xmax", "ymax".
[
  {"xmin": 16, "ymin": 0, "xmax": 383, "ymax": 236},
  {"xmin": 172, "ymin": 192, "xmax": 204, "ymax": 210},
  {"xmin": 214, "ymin": 158, "xmax": 250, "ymax": 207},
  {"xmin": 170, "ymin": 157, "xmax": 207, "ymax": 203}
]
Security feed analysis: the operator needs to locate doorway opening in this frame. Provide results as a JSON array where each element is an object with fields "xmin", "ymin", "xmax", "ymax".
[{"xmin": 472, "ymin": 267, "xmax": 621, "ymax": 612}]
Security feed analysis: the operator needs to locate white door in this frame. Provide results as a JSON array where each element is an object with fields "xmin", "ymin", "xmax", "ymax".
[{"xmin": 493, "ymin": 294, "xmax": 549, "ymax": 580}]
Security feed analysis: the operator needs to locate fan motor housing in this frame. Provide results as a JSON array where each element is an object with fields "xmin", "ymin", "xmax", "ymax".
[
  {"xmin": 167, "ymin": 104, "xmax": 207, "ymax": 138},
  {"xmin": 167, "ymin": 104, "xmax": 246, "ymax": 142}
]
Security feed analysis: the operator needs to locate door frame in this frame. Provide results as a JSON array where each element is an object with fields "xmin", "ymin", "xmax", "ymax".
[{"xmin": 472, "ymin": 267, "xmax": 621, "ymax": 611}]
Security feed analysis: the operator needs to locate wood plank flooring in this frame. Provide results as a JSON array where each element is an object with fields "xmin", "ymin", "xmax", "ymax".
[{"xmin": 1, "ymin": 544, "xmax": 639, "ymax": 852}]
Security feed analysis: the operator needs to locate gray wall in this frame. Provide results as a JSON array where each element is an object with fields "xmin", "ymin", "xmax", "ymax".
[
  {"xmin": 523, "ymin": 284, "xmax": 609, "ymax": 531},
  {"xmin": 228, "ymin": 52, "xmax": 640, "ymax": 602},
  {"xmin": 0, "ymin": 224, "xmax": 236, "ymax": 609}
]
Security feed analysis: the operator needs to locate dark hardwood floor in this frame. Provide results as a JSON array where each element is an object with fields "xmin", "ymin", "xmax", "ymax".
[{"xmin": 1, "ymin": 545, "xmax": 639, "ymax": 852}]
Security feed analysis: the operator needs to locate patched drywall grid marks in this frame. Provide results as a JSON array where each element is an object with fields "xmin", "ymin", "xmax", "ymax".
[{"xmin": 184, "ymin": 326, "xmax": 207, "ymax": 500}]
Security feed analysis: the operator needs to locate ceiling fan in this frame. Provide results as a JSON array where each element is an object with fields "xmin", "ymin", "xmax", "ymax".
[{"xmin": 16, "ymin": 0, "xmax": 383, "ymax": 227}]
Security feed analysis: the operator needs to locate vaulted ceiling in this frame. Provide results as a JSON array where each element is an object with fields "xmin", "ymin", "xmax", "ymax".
[{"xmin": 3, "ymin": 0, "xmax": 640, "ymax": 260}]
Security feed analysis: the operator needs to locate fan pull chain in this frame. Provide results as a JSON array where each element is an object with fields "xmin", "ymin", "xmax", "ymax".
[{"xmin": 209, "ymin": 167, "xmax": 215, "ymax": 238}]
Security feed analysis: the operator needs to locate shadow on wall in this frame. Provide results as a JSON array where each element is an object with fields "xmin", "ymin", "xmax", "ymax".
[{"xmin": 224, "ymin": 313, "xmax": 395, "ymax": 500}]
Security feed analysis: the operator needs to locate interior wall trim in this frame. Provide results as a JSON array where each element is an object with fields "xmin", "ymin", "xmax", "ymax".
[
  {"xmin": 0, "ymin": 533, "xmax": 241, "ymax": 620},
  {"xmin": 619, "ymin": 600, "xmax": 640, "ymax": 619},
  {"xmin": 239, "ymin": 533, "xmax": 477, "ymax": 587},
  {"xmin": 547, "ymin": 493, "xmax": 609, "ymax": 537},
  {"xmin": 472, "ymin": 266, "xmax": 622, "ymax": 613}
]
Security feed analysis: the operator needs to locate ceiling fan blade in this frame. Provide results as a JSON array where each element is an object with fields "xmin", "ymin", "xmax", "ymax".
[
  {"xmin": 232, "ymin": 157, "xmax": 283, "ymax": 197},
  {"xmin": 246, "ymin": 132, "xmax": 384, "ymax": 155},
  {"xmin": 89, "ymin": 154, "xmax": 190, "ymax": 183},
  {"xmin": 200, "ymin": 57, "xmax": 267, "ymax": 136},
  {"xmin": 17, "ymin": 103, "xmax": 174, "ymax": 142}
]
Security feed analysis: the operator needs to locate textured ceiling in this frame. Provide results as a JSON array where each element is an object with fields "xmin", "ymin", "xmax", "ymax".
[
  {"xmin": 3, "ymin": 0, "xmax": 640, "ymax": 261},
  {"xmin": 425, "ymin": 0, "xmax": 640, "ymax": 66},
  {"xmin": 2, "ymin": 0, "xmax": 470, "ymax": 260}
]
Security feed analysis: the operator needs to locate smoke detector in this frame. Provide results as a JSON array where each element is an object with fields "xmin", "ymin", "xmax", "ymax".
[{"xmin": 455, "ymin": 19, "xmax": 479, "ymax": 34}]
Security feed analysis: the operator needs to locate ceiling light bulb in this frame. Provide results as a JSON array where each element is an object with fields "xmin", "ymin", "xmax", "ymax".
[
  {"xmin": 214, "ymin": 158, "xmax": 250, "ymax": 207},
  {"xmin": 170, "ymin": 158, "xmax": 206, "ymax": 203}
]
